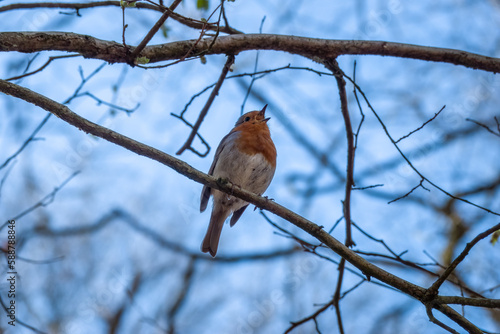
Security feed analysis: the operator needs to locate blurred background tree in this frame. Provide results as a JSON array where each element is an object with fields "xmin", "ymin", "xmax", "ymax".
[{"xmin": 0, "ymin": 1, "xmax": 499, "ymax": 333}]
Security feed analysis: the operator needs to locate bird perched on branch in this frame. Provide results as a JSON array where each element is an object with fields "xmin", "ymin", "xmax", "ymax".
[{"xmin": 200, "ymin": 105, "xmax": 277, "ymax": 257}]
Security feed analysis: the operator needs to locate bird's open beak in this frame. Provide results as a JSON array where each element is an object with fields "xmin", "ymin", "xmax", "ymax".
[{"xmin": 259, "ymin": 104, "xmax": 270, "ymax": 122}]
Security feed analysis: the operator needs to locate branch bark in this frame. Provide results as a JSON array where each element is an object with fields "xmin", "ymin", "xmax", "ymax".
[{"xmin": 1, "ymin": 32, "xmax": 499, "ymax": 73}]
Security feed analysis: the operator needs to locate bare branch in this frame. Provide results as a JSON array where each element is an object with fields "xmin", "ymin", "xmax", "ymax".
[
  {"xmin": 0, "ymin": 295, "xmax": 48, "ymax": 334},
  {"xmin": 333, "ymin": 258, "xmax": 346, "ymax": 334},
  {"xmin": 285, "ymin": 298, "xmax": 334, "ymax": 334},
  {"xmin": 426, "ymin": 222, "xmax": 500, "ymax": 297},
  {"xmin": 1, "ymin": 32, "xmax": 499, "ymax": 73},
  {"xmin": 176, "ymin": 54, "xmax": 235, "ymax": 156},
  {"xmin": 435, "ymin": 296, "xmax": 500, "ymax": 308},
  {"xmin": 0, "ymin": 1, "xmax": 243, "ymax": 35},
  {"xmin": 343, "ymin": 73, "xmax": 500, "ymax": 217},
  {"xmin": 388, "ymin": 178, "xmax": 430, "ymax": 204},
  {"xmin": 426, "ymin": 305, "xmax": 460, "ymax": 334},
  {"xmin": 1, "ymin": 171, "xmax": 80, "ymax": 229},
  {"xmin": 129, "ymin": 0, "xmax": 183, "ymax": 63},
  {"xmin": 167, "ymin": 257, "xmax": 196, "ymax": 334},
  {"xmin": 30, "ymin": 207, "xmax": 298, "ymax": 262},
  {"xmin": 5, "ymin": 54, "xmax": 80, "ymax": 81},
  {"xmin": 465, "ymin": 117, "xmax": 500, "ymax": 138},
  {"xmin": 395, "ymin": 105, "xmax": 446, "ymax": 143},
  {"xmin": 0, "ymin": 113, "xmax": 51, "ymax": 171},
  {"xmin": 324, "ymin": 59, "xmax": 356, "ymax": 247},
  {"xmin": 74, "ymin": 91, "xmax": 139, "ymax": 114}
]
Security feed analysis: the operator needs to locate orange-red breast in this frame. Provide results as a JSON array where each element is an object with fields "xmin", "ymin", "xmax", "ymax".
[{"xmin": 200, "ymin": 105, "xmax": 277, "ymax": 257}]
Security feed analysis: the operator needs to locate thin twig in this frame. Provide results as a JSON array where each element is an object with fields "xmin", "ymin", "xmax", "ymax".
[
  {"xmin": 176, "ymin": 54, "xmax": 235, "ymax": 156},
  {"xmin": 0, "ymin": 248, "xmax": 64, "ymax": 264},
  {"xmin": 2, "ymin": 32, "xmax": 500, "ymax": 72},
  {"xmin": 129, "ymin": 0, "xmax": 183, "ymax": 63},
  {"xmin": 352, "ymin": 184, "xmax": 383, "ymax": 190},
  {"xmin": 352, "ymin": 60, "xmax": 365, "ymax": 151},
  {"xmin": 121, "ymin": 3, "xmax": 127, "ymax": 47},
  {"xmin": 395, "ymin": 105, "xmax": 446, "ymax": 143},
  {"xmin": 342, "ymin": 72, "xmax": 500, "ymax": 217},
  {"xmin": 1, "ymin": 171, "xmax": 80, "ymax": 230},
  {"xmin": 0, "ymin": 113, "xmax": 51, "ymax": 171},
  {"xmin": 426, "ymin": 222, "xmax": 500, "ymax": 298},
  {"xmin": 0, "ymin": 160, "xmax": 16, "ymax": 200},
  {"xmin": 333, "ymin": 258, "xmax": 346, "ymax": 334},
  {"xmin": 0, "ymin": 1, "xmax": 243, "ymax": 34},
  {"xmin": 64, "ymin": 63, "xmax": 107, "ymax": 104},
  {"xmin": 465, "ymin": 117, "xmax": 500, "ymax": 138},
  {"xmin": 426, "ymin": 305, "xmax": 460, "ymax": 334},
  {"xmin": 167, "ymin": 257, "xmax": 196, "ymax": 334},
  {"xmin": 285, "ymin": 299, "xmax": 333, "ymax": 334},
  {"xmin": 324, "ymin": 59, "xmax": 356, "ymax": 247},
  {"xmin": 388, "ymin": 178, "xmax": 430, "ymax": 204},
  {"xmin": 74, "ymin": 92, "xmax": 139, "ymax": 114},
  {"xmin": 6, "ymin": 54, "xmax": 80, "ymax": 81},
  {"xmin": 0, "ymin": 296, "xmax": 48, "ymax": 334}
]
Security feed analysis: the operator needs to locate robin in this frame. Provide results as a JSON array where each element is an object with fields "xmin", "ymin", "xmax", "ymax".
[{"xmin": 200, "ymin": 105, "xmax": 277, "ymax": 257}]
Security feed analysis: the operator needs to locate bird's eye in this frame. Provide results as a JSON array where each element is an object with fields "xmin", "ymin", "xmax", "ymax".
[{"xmin": 244, "ymin": 116, "xmax": 251, "ymax": 122}]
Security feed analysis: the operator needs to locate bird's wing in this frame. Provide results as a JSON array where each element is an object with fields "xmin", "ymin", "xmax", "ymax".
[
  {"xmin": 200, "ymin": 130, "xmax": 239, "ymax": 212},
  {"xmin": 229, "ymin": 204, "xmax": 249, "ymax": 227}
]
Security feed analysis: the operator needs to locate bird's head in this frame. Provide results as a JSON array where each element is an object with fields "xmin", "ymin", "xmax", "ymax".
[{"xmin": 235, "ymin": 104, "xmax": 270, "ymax": 126}]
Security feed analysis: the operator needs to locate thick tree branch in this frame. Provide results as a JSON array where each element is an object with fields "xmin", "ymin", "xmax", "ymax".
[{"xmin": 0, "ymin": 32, "xmax": 499, "ymax": 73}]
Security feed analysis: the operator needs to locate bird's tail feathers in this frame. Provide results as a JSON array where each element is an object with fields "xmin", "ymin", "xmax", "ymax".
[{"xmin": 201, "ymin": 204, "xmax": 231, "ymax": 257}]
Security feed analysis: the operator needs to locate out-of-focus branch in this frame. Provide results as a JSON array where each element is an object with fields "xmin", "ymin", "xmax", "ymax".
[
  {"xmin": 1, "ymin": 32, "xmax": 499, "ymax": 73},
  {"xmin": 30, "ymin": 207, "xmax": 298, "ymax": 262},
  {"xmin": 108, "ymin": 272, "xmax": 143, "ymax": 334},
  {"xmin": 1, "ymin": 171, "xmax": 79, "ymax": 230},
  {"xmin": 0, "ymin": 295, "xmax": 48, "ymax": 334},
  {"xmin": 167, "ymin": 257, "xmax": 196, "ymax": 334},
  {"xmin": 0, "ymin": 113, "xmax": 51, "ymax": 171},
  {"xmin": 333, "ymin": 258, "xmax": 346, "ymax": 334}
]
